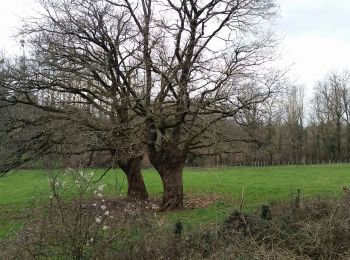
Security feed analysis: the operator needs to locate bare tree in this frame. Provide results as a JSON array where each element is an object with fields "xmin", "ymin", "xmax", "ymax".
[
  {"xmin": 0, "ymin": 0, "xmax": 149, "ymax": 199},
  {"xmin": 311, "ymin": 73, "xmax": 347, "ymax": 161},
  {"xmin": 337, "ymin": 72, "xmax": 350, "ymax": 158},
  {"xmin": 117, "ymin": 0, "xmax": 280, "ymax": 209},
  {"xmin": 282, "ymin": 85, "xmax": 305, "ymax": 162}
]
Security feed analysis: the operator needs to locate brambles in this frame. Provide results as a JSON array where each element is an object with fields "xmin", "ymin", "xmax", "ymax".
[
  {"xmin": 2, "ymin": 184, "xmax": 350, "ymax": 259},
  {"xmin": 0, "ymin": 168, "xmax": 155, "ymax": 259}
]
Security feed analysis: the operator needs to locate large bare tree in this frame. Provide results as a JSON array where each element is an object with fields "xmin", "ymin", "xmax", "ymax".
[
  {"xmin": 0, "ymin": 0, "xmax": 149, "ymax": 199},
  {"xmin": 117, "ymin": 0, "xmax": 280, "ymax": 209}
]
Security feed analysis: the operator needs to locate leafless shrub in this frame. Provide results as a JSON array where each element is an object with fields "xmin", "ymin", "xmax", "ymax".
[
  {"xmin": 0, "ymin": 168, "xmax": 154, "ymax": 259},
  {"xmin": 223, "ymin": 194, "xmax": 350, "ymax": 259},
  {"xmin": 3, "ymin": 187, "xmax": 350, "ymax": 259}
]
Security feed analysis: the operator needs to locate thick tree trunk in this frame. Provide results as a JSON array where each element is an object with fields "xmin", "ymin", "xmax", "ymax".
[
  {"xmin": 148, "ymin": 145, "xmax": 186, "ymax": 210},
  {"xmin": 118, "ymin": 156, "xmax": 148, "ymax": 200},
  {"xmin": 159, "ymin": 162, "xmax": 184, "ymax": 210}
]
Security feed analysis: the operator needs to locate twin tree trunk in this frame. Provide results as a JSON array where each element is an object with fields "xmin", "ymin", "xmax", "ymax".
[
  {"xmin": 118, "ymin": 156, "xmax": 148, "ymax": 200},
  {"xmin": 148, "ymin": 145, "xmax": 186, "ymax": 210},
  {"xmin": 115, "ymin": 136, "xmax": 186, "ymax": 210}
]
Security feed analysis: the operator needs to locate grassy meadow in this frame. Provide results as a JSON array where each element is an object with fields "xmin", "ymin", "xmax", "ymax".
[{"xmin": 1, "ymin": 164, "xmax": 350, "ymax": 239}]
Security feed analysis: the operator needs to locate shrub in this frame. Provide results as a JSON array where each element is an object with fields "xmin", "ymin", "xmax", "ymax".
[{"xmin": 2, "ymin": 179, "xmax": 350, "ymax": 259}]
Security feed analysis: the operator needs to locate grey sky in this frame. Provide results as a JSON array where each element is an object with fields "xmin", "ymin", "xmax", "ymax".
[
  {"xmin": 279, "ymin": 0, "xmax": 349, "ymax": 38},
  {"xmin": 0, "ymin": 0, "xmax": 349, "ymax": 92},
  {"xmin": 276, "ymin": 0, "xmax": 350, "ymax": 91}
]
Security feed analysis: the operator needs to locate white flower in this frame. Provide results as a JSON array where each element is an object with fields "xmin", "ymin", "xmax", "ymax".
[
  {"xmin": 92, "ymin": 203, "xmax": 97, "ymax": 207},
  {"xmin": 49, "ymin": 195, "xmax": 53, "ymax": 199},
  {"xmin": 90, "ymin": 238, "xmax": 94, "ymax": 242},
  {"xmin": 95, "ymin": 217, "xmax": 102, "ymax": 224},
  {"xmin": 97, "ymin": 193, "xmax": 103, "ymax": 198},
  {"xmin": 102, "ymin": 225, "xmax": 109, "ymax": 231},
  {"xmin": 97, "ymin": 184, "xmax": 104, "ymax": 192},
  {"xmin": 151, "ymin": 204, "xmax": 159, "ymax": 210},
  {"xmin": 104, "ymin": 210, "xmax": 110, "ymax": 216},
  {"xmin": 93, "ymin": 190, "xmax": 98, "ymax": 195},
  {"xmin": 79, "ymin": 171, "xmax": 84, "ymax": 177},
  {"xmin": 101, "ymin": 199, "xmax": 105, "ymax": 203},
  {"xmin": 89, "ymin": 172, "xmax": 94, "ymax": 176},
  {"xmin": 101, "ymin": 205, "xmax": 107, "ymax": 211}
]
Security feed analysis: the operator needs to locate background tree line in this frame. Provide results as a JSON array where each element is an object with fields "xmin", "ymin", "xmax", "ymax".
[{"xmin": 191, "ymin": 71, "xmax": 350, "ymax": 166}]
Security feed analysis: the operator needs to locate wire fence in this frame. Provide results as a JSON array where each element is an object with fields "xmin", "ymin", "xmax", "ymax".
[
  {"xmin": 179, "ymin": 159, "xmax": 350, "ymax": 170},
  {"xmin": 25, "ymin": 159, "xmax": 350, "ymax": 171}
]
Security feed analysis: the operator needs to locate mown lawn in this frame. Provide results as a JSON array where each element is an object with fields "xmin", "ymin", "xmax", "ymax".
[{"xmin": 1, "ymin": 164, "xmax": 350, "ymax": 238}]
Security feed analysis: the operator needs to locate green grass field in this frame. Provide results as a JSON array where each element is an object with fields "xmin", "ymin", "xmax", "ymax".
[{"xmin": 1, "ymin": 164, "xmax": 350, "ymax": 239}]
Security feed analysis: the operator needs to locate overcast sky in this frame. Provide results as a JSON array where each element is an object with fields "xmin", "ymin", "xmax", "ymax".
[
  {"xmin": 277, "ymin": 0, "xmax": 350, "ymax": 92},
  {"xmin": 1, "ymin": 0, "xmax": 349, "ymax": 94}
]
